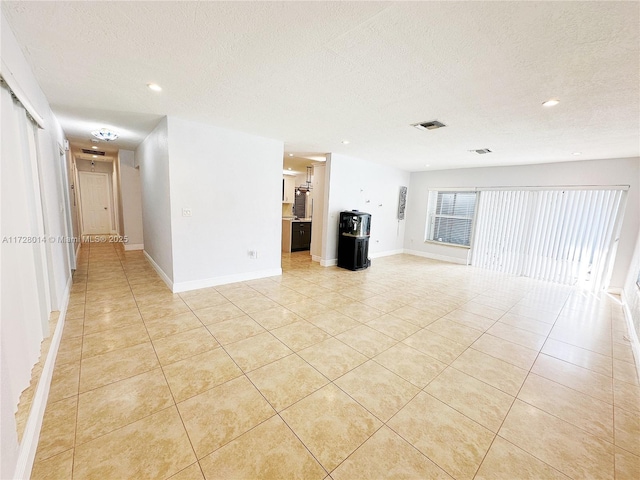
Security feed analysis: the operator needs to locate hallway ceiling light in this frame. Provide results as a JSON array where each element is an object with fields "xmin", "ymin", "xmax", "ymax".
[
  {"xmin": 147, "ymin": 83, "xmax": 162, "ymax": 92},
  {"xmin": 91, "ymin": 128, "xmax": 119, "ymax": 141},
  {"xmin": 91, "ymin": 145, "xmax": 98, "ymax": 150},
  {"xmin": 542, "ymin": 99, "xmax": 560, "ymax": 107},
  {"xmin": 572, "ymin": 152, "xmax": 582, "ymax": 156},
  {"xmin": 288, "ymin": 153, "xmax": 294, "ymax": 157},
  {"xmin": 341, "ymin": 140, "xmax": 350, "ymax": 144}
]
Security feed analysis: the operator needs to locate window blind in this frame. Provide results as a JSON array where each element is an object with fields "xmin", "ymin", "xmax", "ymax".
[
  {"xmin": 427, "ymin": 190, "xmax": 477, "ymax": 246},
  {"xmin": 471, "ymin": 188, "xmax": 626, "ymax": 291}
]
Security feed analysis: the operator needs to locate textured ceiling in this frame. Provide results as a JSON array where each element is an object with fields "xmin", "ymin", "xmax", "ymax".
[{"xmin": 2, "ymin": 1, "xmax": 639, "ymax": 171}]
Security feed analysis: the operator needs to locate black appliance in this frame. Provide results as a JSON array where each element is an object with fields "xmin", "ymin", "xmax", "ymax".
[{"xmin": 338, "ymin": 210, "xmax": 371, "ymax": 271}]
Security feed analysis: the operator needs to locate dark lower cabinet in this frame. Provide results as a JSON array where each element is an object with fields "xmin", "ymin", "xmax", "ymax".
[{"xmin": 291, "ymin": 222, "xmax": 311, "ymax": 251}]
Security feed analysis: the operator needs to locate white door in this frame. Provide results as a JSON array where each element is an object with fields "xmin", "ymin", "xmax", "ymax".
[{"xmin": 79, "ymin": 172, "xmax": 112, "ymax": 234}]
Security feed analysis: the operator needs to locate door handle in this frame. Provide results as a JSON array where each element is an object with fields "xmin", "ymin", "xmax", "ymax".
[{"xmin": 104, "ymin": 207, "xmax": 107, "ymax": 210}]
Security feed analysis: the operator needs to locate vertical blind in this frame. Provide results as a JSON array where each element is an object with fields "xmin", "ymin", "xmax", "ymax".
[{"xmin": 471, "ymin": 188, "xmax": 626, "ymax": 291}]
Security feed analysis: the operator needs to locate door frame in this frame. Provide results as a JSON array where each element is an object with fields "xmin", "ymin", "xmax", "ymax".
[{"xmin": 77, "ymin": 171, "xmax": 115, "ymax": 236}]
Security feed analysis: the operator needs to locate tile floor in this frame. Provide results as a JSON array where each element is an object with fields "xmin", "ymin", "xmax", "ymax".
[{"xmin": 28, "ymin": 243, "xmax": 640, "ymax": 479}]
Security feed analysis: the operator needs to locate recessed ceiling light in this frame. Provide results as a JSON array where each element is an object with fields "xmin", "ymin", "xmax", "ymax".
[
  {"xmin": 92, "ymin": 155, "xmax": 97, "ymax": 158},
  {"xmin": 572, "ymin": 152, "xmax": 582, "ymax": 156},
  {"xmin": 341, "ymin": 140, "xmax": 350, "ymax": 144},
  {"xmin": 288, "ymin": 153, "xmax": 293, "ymax": 157},
  {"xmin": 288, "ymin": 167, "xmax": 292, "ymax": 170},
  {"xmin": 147, "ymin": 83, "xmax": 162, "ymax": 92},
  {"xmin": 542, "ymin": 99, "xmax": 560, "ymax": 107},
  {"xmin": 91, "ymin": 128, "xmax": 119, "ymax": 141},
  {"xmin": 91, "ymin": 146, "xmax": 98, "ymax": 150},
  {"xmin": 425, "ymin": 164, "xmax": 431, "ymax": 167}
]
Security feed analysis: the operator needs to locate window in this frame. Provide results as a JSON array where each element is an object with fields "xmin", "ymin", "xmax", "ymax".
[{"xmin": 426, "ymin": 190, "xmax": 477, "ymax": 247}]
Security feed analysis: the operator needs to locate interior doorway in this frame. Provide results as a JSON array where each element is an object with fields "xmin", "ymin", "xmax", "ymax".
[{"xmin": 78, "ymin": 171, "xmax": 113, "ymax": 234}]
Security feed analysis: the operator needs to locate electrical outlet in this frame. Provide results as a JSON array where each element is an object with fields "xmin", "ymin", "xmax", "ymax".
[
  {"xmin": 182, "ymin": 208, "xmax": 192, "ymax": 217},
  {"xmin": 248, "ymin": 250, "xmax": 258, "ymax": 259}
]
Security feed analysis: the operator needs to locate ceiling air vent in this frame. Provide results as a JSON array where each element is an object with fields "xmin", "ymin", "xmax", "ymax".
[
  {"xmin": 412, "ymin": 120, "xmax": 446, "ymax": 131},
  {"xmin": 82, "ymin": 149, "xmax": 105, "ymax": 155},
  {"xmin": 471, "ymin": 148, "xmax": 492, "ymax": 155}
]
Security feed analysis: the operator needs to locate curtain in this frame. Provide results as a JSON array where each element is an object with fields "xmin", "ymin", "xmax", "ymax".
[{"xmin": 471, "ymin": 188, "xmax": 626, "ymax": 291}]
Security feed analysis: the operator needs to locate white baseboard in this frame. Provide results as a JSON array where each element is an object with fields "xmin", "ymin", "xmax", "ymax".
[
  {"xmin": 143, "ymin": 250, "xmax": 174, "ymax": 291},
  {"xmin": 172, "ymin": 268, "xmax": 283, "ymax": 293},
  {"xmin": 13, "ymin": 274, "xmax": 72, "ymax": 480},
  {"xmin": 620, "ymin": 289, "xmax": 640, "ymax": 379},
  {"xmin": 369, "ymin": 249, "xmax": 404, "ymax": 259},
  {"xmin": 320, "ymin": 258, "xmax": 337, "ymax": 267},
  {"xmin": 311, "ymin": 254, "xmax": 322, "ymax": 263},
  {"xmin": 403, "ymin": 249, "xmax": 468, "ymax": 265},
  {"xmin": 124, "ymin": 243, "xmax": 144, "ymax": 251}
]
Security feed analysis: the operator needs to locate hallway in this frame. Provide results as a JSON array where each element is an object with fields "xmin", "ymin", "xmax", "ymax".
[{"xmin": 27, "ymin": 244, "xmax": 640, "ymax": 479}]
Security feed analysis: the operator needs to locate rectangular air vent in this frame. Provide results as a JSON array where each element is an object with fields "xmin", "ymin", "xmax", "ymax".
[
  {"xmin": 412, "ymin": 120, "xmax": 446, "ymax": 131},
  {"xmin": 82, "ymin": 149, "xmax": 105, "ymax": 155},
  {"xmin": 471, "ymin": 148, "xmax": 492, "ymax": 154}
]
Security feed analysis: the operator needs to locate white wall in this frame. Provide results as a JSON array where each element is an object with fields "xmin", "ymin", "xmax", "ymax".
[
  {"xmin": 1, "ymin": 9, "xmax": 71, "ymax": 478},
  {"xmin": 321, "ymin": 153, "xmax": 410, "ymax": 265},
  {"xmin": 623, "ymin": 228, "xmax": 640, "ymax": 337},
  {"xmin": 166, "ymin": 117, "xmax": 283, "ymax": 290},
  {"xmin": 135, "ymin": 118, "xmax": 174, "ymax": 282},
  {"xmin": 118, "ymin": 150, "xmax": 144, "ymax": 248},
  {"xmin": 310, "ymin": 163, "xmax": 326, "ymax": 261},
  {"xmin": 404, "ymin": 157, "xmax": 640, "ymax": 288}
]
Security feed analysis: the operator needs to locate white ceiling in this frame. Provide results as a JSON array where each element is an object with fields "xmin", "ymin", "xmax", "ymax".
[{"xmin": 2, "ymin": 1, "xmax": 639, "ymax": 172}]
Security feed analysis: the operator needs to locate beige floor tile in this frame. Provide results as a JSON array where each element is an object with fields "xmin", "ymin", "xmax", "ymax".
[
  {"xmin": 61, "ymin": 316, "xmax": 84, "ymax": 338},
  {"xmin": 373, "ymin": 342, "xmax": 447, "ymax": 388},
  {"xmin": 163, "ymin": 348, "xmax": 243, "ymax": 403},
  {"xmin": 365, "ymin": 314, "xmax": 420, "ymax": 340},
  {"xmin": 233, "ymin": 295, "xmax": 280, "ymax": 314},
  {"xmin": 336, "ymin": 302, "xmax": 383, "ymax": 322},
  {"xmin": 471, "ymin": 333, "xmax": 539, "ymax": 370},
  {"xmin": 336, "ymin": 324, "xmax": 397, "ymax": 357},
  {"xmin": 402, "ymin": 329, "xmax": 468, "ymax": 364},
  {"xmin": 247, "ymin": 354, "xmax": 328, "ymax": 411},
  {"xmin": 487, "ymin": 322, "xmax": 546, "ymax": 351},
  {"xmin": 549, "ymin": 324, "xmax": 612, "ymax": 357},
  {"xmin": 249, "ymin": 306, "xmax": 302, "ymax": 330},
  {"xmin": 306, "ymin": 310, "xmax": 361, "ymax": 335},
  {"xmin": 84, "ymin": 297, "xmax": 139, "ymax": 317},
  {"xmin": 81, "ymin": 322, "xmax": 149, "ymax": 358},
  {"xmin": 334, "ymin": 360, "xmax": 419, "ymax": 422},
  {"xmin": 199, "ymin": 415, "xmax": 326, "ymax": 480},
  {"xmin": 47, "ymin": 361, "xmax": 80, "ymax": 403},
  {"xmin": 362, "ymin": 295, "xmax": 405, "ymax": 313},
  {"xmin": 452, "ymin": 349, "xmax": 528, "ymax": 396},
  {"xmin": 508, "ymin": 304, "xmax": 558, "ymax": 323},
  {"xmin": 615, "ymin": 406, "xmax": 640, "ymax": 456},
  {"xmin": 425, "ymin": 367, "xmax": 514, "ymax": 432},
  {"xmin": 73, "ymin": 406, "xmax": 196, "ymax": 479},
  {"xmin": 531, "ymin": 354, "xmax": 613, "ymax": 404},
  {"xmin": 312, "ymin": 291, "xmax": 355, "ymax": 308},
  {"xmin": 30, "ymin": 449, "xmax": 74, "ymax": 480},
  {"xmin": 613, "ymin": 340, "xmax": 636, "ymax": 365},
  {"xmin": 205, "ymin": 315, "xmax": 265, "ymax": 345},
  {"xmin": 498, "ymin": 313, "xmax": 553, "ymax": 336},
  {"xmin": 518, "ymin": 373, "xmax": 614, "ymax": 441},
  {"xmin": 79, "ymin": 341, "xmax": 159, "ymax": 392},
  {"xmin": 152, "ymin": 326, "xmax": 220, "ymax": 366},
  {"xmin": 143, "ymin": 311, "xmax": 204, "ymax": 340},
  {"xmin": 474, "ymin": 436, "xmax": 570, "ymax": 480},
  {"xmin": 280, "ymin": 384, "xmax": 381, "ymax": 472},
  {"xmin": 265, "ymin": 287, "xmax": 306, "ymax": 305},
  {"xmin": 54, "ymin": 335, "xmax": 82, "ymax": 366},
  {"xmin": 614, "ymin": 358, "xmax": 640, "ymax": 386},
  {"xmin": 192, "ymin": 302, "xmax": 245, "ymax": 325},
  {"xmin": 389, "ymin": 305, "xmax": 441, "ymax": 327},
  {"xmin": 138, "ymin": 298, "xmax": 191, "ymax": 320},
  {"xmin": 271, "ymin": 320, "xmax": 330, "ymax": 351},
  {"xmin": 541, "ymin": 338, "xmax": 613, "ymax": 376},
  {"xmin": 614, "ymin": 379, "xmax": 640, "ymax": 414},
  {"xmin": 285, "ymin": 298, "xmax": 335, "ymax": 319},
  {"xmin": 134, "ymin": 291, "xmax": 183, "ymax": 306},
  {"xmin": 388, "ymin": 392, "xmax": 494, "ymax": 480},
  {"xmin": 458, "ymin": 301, "xmax": 506, "ymax": 321},
  {"xmin": 499, "ymin": 399, "xmax": 614, "ymax": 479},
  {"xmin": 425, "ymin": 318, "xmax": 484, "ymax": 347},
  {"xmin": 298, "ymin": 337, "xmax": 368, "ymax": 380},
  {"xmin": 167, "ymin": 462, "xmax": 204, "ymax": 480},
  {"xmin": 443, "ymin": 309, "xmax": 496, "ymax": 331},
  {"xmin": 180, "ymin": 291, "xmax": 228, "ymax": 310},
  {"xmin": 224, "ymin": 331, "xmax": 293, "ymax": 372},
  {"xmin": 332, "ymin": 426, "xmax": 452, "ymax": 480},
  {"xmin": 615, "ymin": 447, "xmax": 640, "ymax": 480},
  {"xmin": 178, "ymin": 376, "xmax": 275, "ymax": 458},
  {"xmin": 82, "ymin": 309, "xmax": 144, "ymax": 335},
  {"xmin": 34, "ymin": 396, "xmax": 77, "ymax": 463}
]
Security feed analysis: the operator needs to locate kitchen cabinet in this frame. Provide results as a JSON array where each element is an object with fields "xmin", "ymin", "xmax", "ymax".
[
  {"xmin": 291, "ymin": 221, "xmax": 312, "ymax": 251},
  {"xmin": 282, "ymin": 175, "xmax": 296, "ymax": 203}
]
